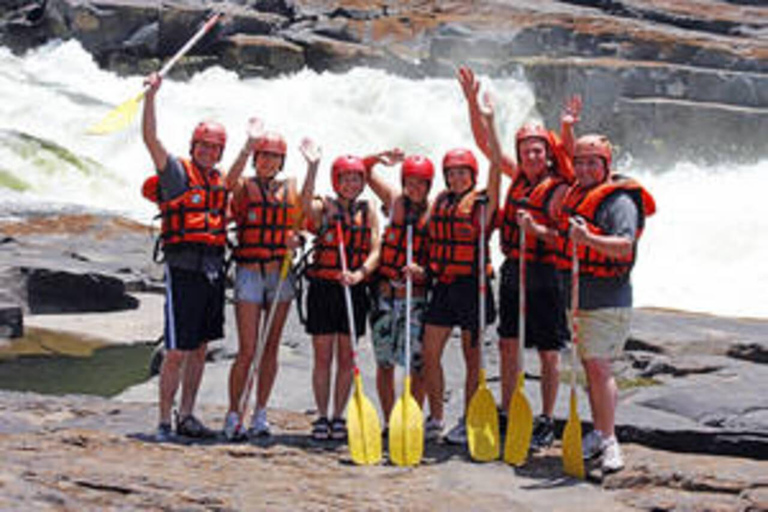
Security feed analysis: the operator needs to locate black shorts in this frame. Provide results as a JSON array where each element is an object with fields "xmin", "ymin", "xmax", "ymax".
[
  {"xmin": 306, "ymin": 278, "xmax": 369, "ymax": 337},
  {"xmin": 497, "ymin": 258, "xmax": 569, "ymax": 351},
  {"xmin": 424, "ymin": 275, "xmax": 496, "ymax": 334},
  {"xmin": 164, "ymin": 265, "xmax": 225, "ymax": 351}
]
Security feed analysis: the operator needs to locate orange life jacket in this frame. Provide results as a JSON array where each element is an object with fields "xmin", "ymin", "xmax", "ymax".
[
  {"xmin": 142, "ymin": 158, "xmax": 228, "ymax": 249},
  {"xmin": 525, "ymin": 175, "xmax": 569, "ymax": 265},
  {"xmin": 378, "ymin": 196, "xmax": 429, "ymax": 285},
  {"xmin": 307, "ymin": 198, "xmax": 372, "ymax": 281},
  {"xmin": 557, "ymin": 175, "xmax": 656, "ymax": 278},
  {"xmin": 499, "ymin": 174, "xmax": 535, "ymax": 259},
  {"xmin": 231, "ymin": 178, "xmax": 299, "ymax": 264},
  {"xmin": 427, "ymin": 189, "xmax": 492, "ymax": 283}
]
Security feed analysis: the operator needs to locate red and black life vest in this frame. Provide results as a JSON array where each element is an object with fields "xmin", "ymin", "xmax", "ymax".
[
  {"xmin": 143, "ymin": 158, "xmax": 228, "ymax": 249},
  {"xmin": 499, "ymin": 174, "xmax": 535, "ymax": 259},
  {"xmin": 307, "ymin": 198, "xmax": 372, "ymax": 281},
  {"xmin": 231, "ymin": 178, "xmax": 299, "ymax": 264},
  {"xmin": 427, "ymin": 189, "xmax": 492, "ymax": 282},
  {"xmin": 557, "ymin": 175, "xmax": 656, "ymax": 278},
  {"xmin": 378, "ymin": 196, "xmax": 429, "ymax": 285}
]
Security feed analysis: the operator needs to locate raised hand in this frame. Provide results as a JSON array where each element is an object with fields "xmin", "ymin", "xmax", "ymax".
[
  {"xmin": 377, "ymin": 148, "xmax": 405, "ymax": 167},
  {"xmin": 479, "ymin": 90, "xmax": 495, "ymax": 120},
  {"xmin": 562, "ymin": 95, "xmax": 582, "ymax": 126},
  {"xmin": 143, "ymin": 72, "xmax": 162, "ymax": 97},
  {"xmin": 300, "ymin": 137, "xmax": 322, "ymax": 166},
  {"xmin": 458, "ymin": 66, "xmax": 480, "ymax": 104},
  {"xmin": 246, "ymin": 116, "xmax": 265, "ymax": 142}
]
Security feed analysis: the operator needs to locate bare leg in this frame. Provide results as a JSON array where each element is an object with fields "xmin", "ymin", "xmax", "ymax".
[
  {"xmin": 583, "ymin": 357, "xmax": 617, "ymax": 437},
  {"xmin": 498, "ymin": 336, "xmax": 520, "ymax": 412},
  {"xmin": 228, "ymin": 301, "xmax": 262, "ymax": 414},
  {"xmin": 460, "ymin": 329, "xmax": 480, "ymax": 414},
  {"xmin": 312, "ymin": 334, "xmax": 334, "ymax": 419},
  {"xmin": 333, "ymin": 334, "xmax": 354, "ymax": 419},
  {"xmin": 421, "ymin": 324, "xmax": 452, "ymax": 422},
  {"xmin": 158, "ymin": 349, "xmax": 184, "ymax": 424},
  {"xmin": 255, "ymin": 301, "xmax": 291, "ymax": 410},
  {"xmin": 179, "ymin": 342, "xmax": 207, "ymax": 417},
  {"xmin": 539, "ymin": 350, "xmax": 560, "ymax": 417},
  {"xmin": 377, "ymin": 365, "xmax": 395, "ymax": 423}
]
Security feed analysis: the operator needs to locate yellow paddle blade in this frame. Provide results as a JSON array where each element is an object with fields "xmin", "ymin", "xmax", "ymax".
[
  {"xmin": 467, "ymin": 370, "xmax": 500, "ymax": 462},
  {"xmin": 503, "ymin": 372, "xmax": 533, "ymax": 465},
  {"xmin": 562, "ymin": 388, "xmax": 585, "ymax": 479},
  {"xmin": 86, "ymin": 91, "xmax": 145, "ymax": 135},
  {"xmin": 347, "ymin": 374, "xmax": 382, "ymax": 465},
  {"xmin": 388, "ymin": 377, "xmax": 424, "ymax": 467}
]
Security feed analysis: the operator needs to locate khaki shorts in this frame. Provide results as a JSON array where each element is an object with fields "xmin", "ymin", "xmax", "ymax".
[{"xmin": 571, "ymin": 307, "xmax": 631, "ymax": 361}]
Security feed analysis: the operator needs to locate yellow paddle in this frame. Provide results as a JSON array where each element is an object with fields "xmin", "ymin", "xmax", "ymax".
[
  {"xmin": 562, "ymin": 241, "xmax": 585, "ymax": 479},
  {"xmin": 86, "ymin": 12, "xmax": 222, "ymax": 135},
  {"xmin": 467, "ymin": 199, "xmax": 500, "ymax": 462},
  {"xmin": 337, "ymin": 222, "xmax": 382, "ymax": 465},
  {"xmin": 388, "ymin": 222, "xmax": 424, "ymax": 466},
  {"xmin": 504, "ymin": 223, "xmax": 534, "ymax": 465}
]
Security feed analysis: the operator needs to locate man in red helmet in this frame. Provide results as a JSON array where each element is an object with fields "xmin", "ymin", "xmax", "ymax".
[
  {"xmin": 142, "ymin": 72, "xmax": 229, "ymax": 441},
  {"xmin": 362, "ymin": 149, "xmax": 433, "ymax": 432},
  {"xmin": 300, "ymin": 149, "xmax": 382, "ymax": 441}
]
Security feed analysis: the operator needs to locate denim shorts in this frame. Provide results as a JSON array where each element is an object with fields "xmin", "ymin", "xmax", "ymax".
[{"xmin": 234, "ymin": 266, "xmax": 296, "ymax": 304}]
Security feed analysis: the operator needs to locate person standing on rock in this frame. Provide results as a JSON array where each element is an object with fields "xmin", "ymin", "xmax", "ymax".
[
  {"xmin": 421, "ymin": 91, "xmax": 501, "ymax": 444},
  {"xmin": 557, "ymin": 134, "xmax": 656, "ymax": 473},
  {"xmin": 300, "ymin": 150, "xmax": 381, "ymax": 441},
  {"xmin": 459, "ymin": 66, "xmax": 580, "ymax": 450},
  {"xmin": 363, "ymin": 149, "xmax": 433, "ymax": 433},
  {"xmin": 221, "ymin": 119, "xmax": 304, "ymax": 440},
  {"xmin": 141, "ymin": 72, "xmax": 229, "ymax": 441}
]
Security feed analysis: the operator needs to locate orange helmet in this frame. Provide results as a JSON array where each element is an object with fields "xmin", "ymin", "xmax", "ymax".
[
  {"xmin": 401, "ymin": 155, "xmax": 434, "ymax": 186},
  {"xmin": 191, "ymin": 121, "xmax": 227, "ymax": 149},
  {"xmin": 442, "ymin": 148, "xmax": 478, "ymax": 184},
  {"xmin": 515, "ymin": 122, "xmax": 552, "ymax": 157},
  {"xmin": 574, "ymin": 134, "xmax": 612, "ymax": 169},
  {"xmin": 331, "ymin": 155, "xmax": 366, "ymax": 195},
  {"xmin": 254, "ymin": 132, "xmax": 287, "ymax": 156}
]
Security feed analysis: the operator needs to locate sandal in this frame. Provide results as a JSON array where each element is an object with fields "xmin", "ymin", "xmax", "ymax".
[
  {"xmin": 330, "ymin": 417, "xmax": 347, "ymax": 441},
  {"xmin": 311, "ymin": 417, "xmax": 330, "ymax": 441}
]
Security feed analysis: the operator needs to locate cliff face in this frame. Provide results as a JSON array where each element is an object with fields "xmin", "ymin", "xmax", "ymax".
[{"xmin": 1, "ymin": 0, "xmax": 767, "ymax": 164}]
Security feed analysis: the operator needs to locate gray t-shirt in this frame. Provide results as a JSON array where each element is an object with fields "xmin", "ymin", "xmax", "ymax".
[
  {"xmin": 157, "ymin": 155, "xmax": 225, "ymax": 276},
  {"xmin": 563, "ymin": 192, "xmax": 639, "ymax": 310}
]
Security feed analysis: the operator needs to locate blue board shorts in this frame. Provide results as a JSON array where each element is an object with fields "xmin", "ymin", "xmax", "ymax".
[{"xmin": 369, "ymin": 292, "xmax": 426, "ymax": 371}]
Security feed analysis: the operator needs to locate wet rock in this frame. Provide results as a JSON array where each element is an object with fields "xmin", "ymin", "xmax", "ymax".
[{"xmin": 0, "ymin": 303, "xmax": 23, "ymax": 339}]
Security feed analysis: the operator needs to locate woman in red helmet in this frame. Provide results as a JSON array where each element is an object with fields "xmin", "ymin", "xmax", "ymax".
[
  {"xmin": 362, "ymin": 149, "xmax": 433, "ymax": 431},
  {"xmin": 555, "ymin": 134, "xmax": 655, "ymax": 473},
  {"xmin": 460, "ymin": 66, "xmax": 581, "ymax": 449},
  {"xmin": 141, "ymin": 72, "xmax": 229, "ymax": 441},
  {"xmin": 220, "ymin": 119, "xmax": 304, "ymax": 440},
  {"xmin": 421, "ymin": 92, "xmax": 502, "ymax": 444},
  {"xmin": 300, "ymin": 148, "xmax": 381, "ymax": 441}
]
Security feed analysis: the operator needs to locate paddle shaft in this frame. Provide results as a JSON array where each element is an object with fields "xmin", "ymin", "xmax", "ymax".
[
  {"xmin": 518, "ymin": 220, "xmax": 526, "ymax": 376},
  {"xmin": 405, "ymin": 223, "xmax": 413, "ymax": 377},
  {"xmin": 142, "ymin": 12, "xmax": 222, "ymax": 95},
  {"xmin": 336, "ymin": 222, "xmax": 361, "ymax": 371},
  {"xmin": 478, "ymin": 201, "xmax": 487, "ymax": 370},
  {"xmin": 570, "ymin": 240, "xmax": 580, "ymax": 389}
]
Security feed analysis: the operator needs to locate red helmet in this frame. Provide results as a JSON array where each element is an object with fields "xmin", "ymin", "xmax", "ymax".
[
  {"xmin": 191, "ymin": 121, "xmax": 227, "ymax": 149},
  {"xmin": 515, "ymin": 123, "xmax": 550, "ymax": 147},
  {"xmin": 574, "ymin": 134, "xmax": 612, "ymax": 169},
  {"xmin": 141, "ymin": 175, "xmax": 159, "ymax": 203},
  {"xmin": 254, "ymin": 132, "xmax": 287, "ymax": 156},
  {"xmin": 442, "ymin": 148, "xmax": 478, "ymax": 182},
  {"xmin": 331, "ymin": 155, "xmax": 366, "ymax": 195},
  {"xmin": 401, "ymin": 155, "xmax": 434, "ymax": 185}
]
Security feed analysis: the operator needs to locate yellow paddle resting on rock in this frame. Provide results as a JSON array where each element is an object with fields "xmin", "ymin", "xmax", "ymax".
[
  {"xmin": 87, "ymin": 12, "xmax": 222, "ymax": 135},
  {"xmin": 504, "ymin": 225, "xmax": 534, "ymax": 465},
  {"xmin": 388, "ymin": 223, "xmax": 424, "ymax": 466},
  {"xmin": 467, "ymin": 199, "xmax": 500, "ymax": 462},
  {"xmin": 337, "ymin": 223, "xmax": 382, "ymax": 465},
  {"xmin": 562, "ymin": 242, "xmax": 585, "ymax": 479}
]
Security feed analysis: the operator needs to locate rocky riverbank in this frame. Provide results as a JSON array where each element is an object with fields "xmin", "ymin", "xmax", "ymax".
[
  {"xmin": 1, "ymin": 0, "xmax": 767, "ymax": 165},
  {"xmin": 2, "ymin": 205, "xmax": 768, "ymax": 510}
]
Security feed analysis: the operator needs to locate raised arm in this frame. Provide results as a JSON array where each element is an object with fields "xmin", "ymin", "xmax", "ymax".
[
  {"xmin": 458, "ymin": 66, "xmax": 517, "ymax": 179},
  {"xmin": 299, "ymin": 137, "xmax": 324, "ymax": 228},
  {"xmin": 224, "ymin": 117, "xmax": 264, "ymax": 190},
  {"xmin": 142, "ymin": 72, "xmax": 169, "ymax": 172},
  {"xmin": 560, "ymin": 95, "xmax": 582, "ymax": 158},
  {"xmin": 479, "ymin": 91, "xmax": 502, "ymax": 225},
  {"xmin": 363, "ymin": 148, "xmax": 404, "ymax": 211}
]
